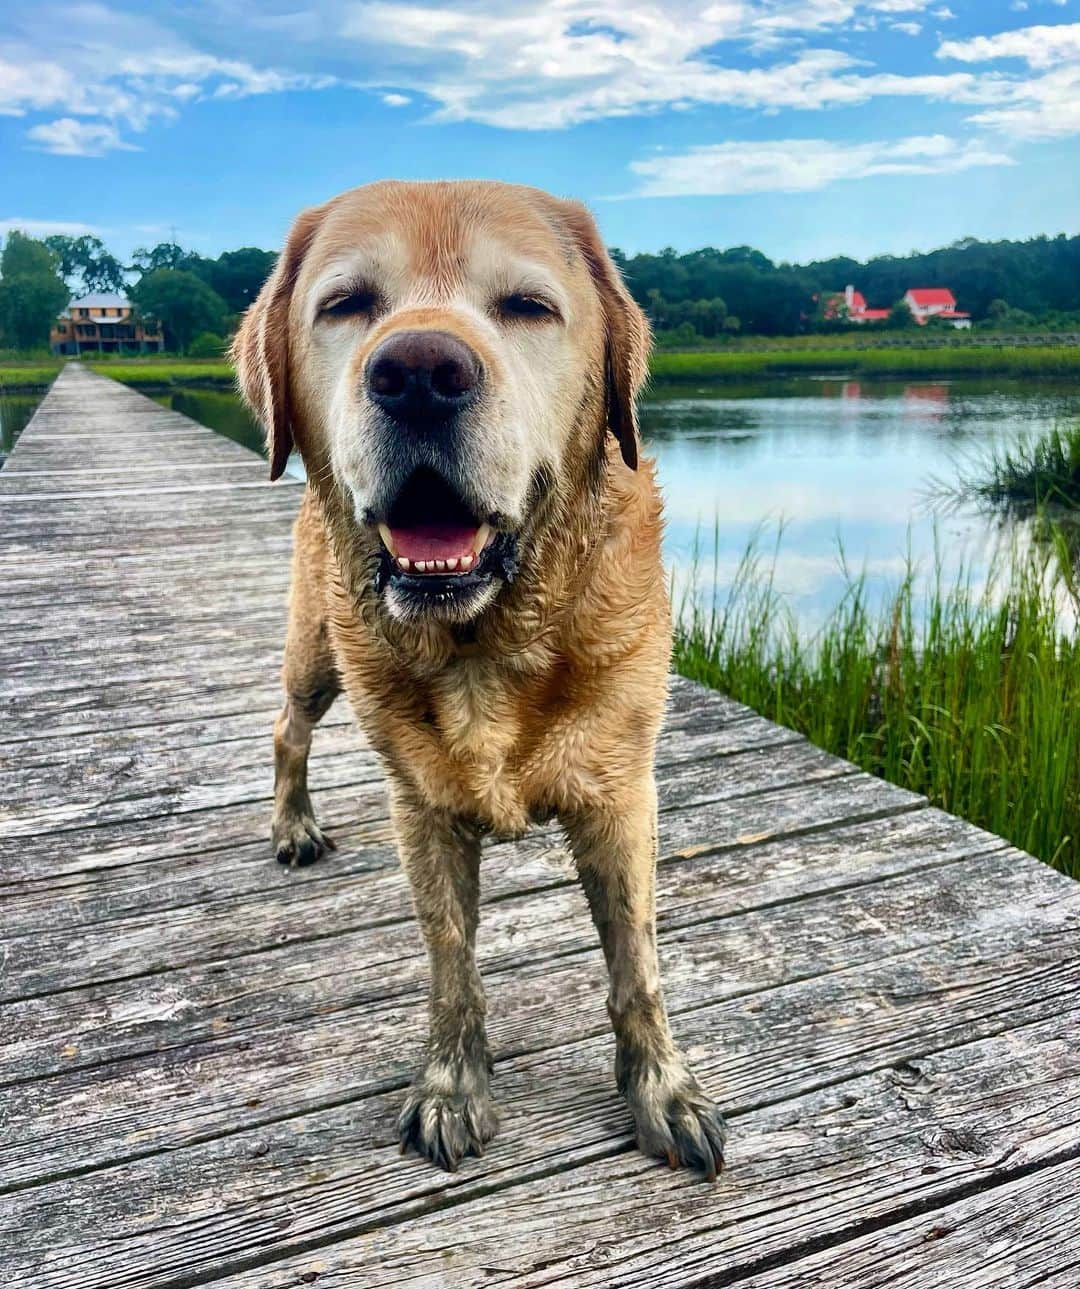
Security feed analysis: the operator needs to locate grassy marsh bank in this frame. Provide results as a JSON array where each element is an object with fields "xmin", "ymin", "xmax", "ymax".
[
  {"xmin": 674, "ymin": 534, "xmax": 1080, "ymax": 877},
  {"xmin": 85, "ymin": 358, "xmax": 233, "ymax": 388},
  {"xmin": 652, "ymin": 344, "xmax": 1080, "ymax": 382},
  {"xmin": 0, "ymin": 361, "xmax": 62, "ymax": 390}
]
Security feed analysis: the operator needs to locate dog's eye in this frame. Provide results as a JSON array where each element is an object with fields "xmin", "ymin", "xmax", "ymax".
[
  {"xmin": 499, "ymin": 293, "xmax": 557, "ymax": 321},
  {"xmin": 319, "ymin": 288, "xmax": 378, "ymax": 320}
]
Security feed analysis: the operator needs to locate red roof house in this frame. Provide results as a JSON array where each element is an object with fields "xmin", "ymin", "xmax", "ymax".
[
  {"xmin": 822, "ymin": 284, "xmax": 972, "ymax": 328},
  {"xmin": 823, "ymin": 285, "xmax": 890, "ymax": 324},
  {"xmin": 903, "ymin": 287, "xmax": 971, "ymax": 328}
]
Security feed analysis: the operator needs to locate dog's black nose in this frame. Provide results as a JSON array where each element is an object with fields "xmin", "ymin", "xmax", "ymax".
[{"xmin": 366, "ymin": 330, "xmax": 481, "ymax": 424}]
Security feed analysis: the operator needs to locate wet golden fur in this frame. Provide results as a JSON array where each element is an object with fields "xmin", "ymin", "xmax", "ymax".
[{"xmin": 233, "ymin": 180, "xmax": 725, "ymax": 1178}]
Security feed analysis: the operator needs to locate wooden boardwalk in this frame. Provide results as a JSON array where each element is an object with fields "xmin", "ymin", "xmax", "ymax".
[{"xmin": 2, "ymin": 363, "xmax": 1080, "ymax": 1287}]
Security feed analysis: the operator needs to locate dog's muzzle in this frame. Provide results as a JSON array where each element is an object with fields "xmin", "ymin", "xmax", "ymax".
[{"xmin": 371, "ymin": 465, "xmax": 519, "ymax": 614}]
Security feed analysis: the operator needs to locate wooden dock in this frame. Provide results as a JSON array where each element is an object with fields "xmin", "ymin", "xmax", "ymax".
[{"xmin": 3, "ymin": 363, "xmax": 1080, "ymax": 1287}]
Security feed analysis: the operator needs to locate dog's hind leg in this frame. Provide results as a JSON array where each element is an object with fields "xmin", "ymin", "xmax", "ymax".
[
  {"xmin": 393, "ymin": 785, "xmax": 498, "ymax": 1171},
  {"xmin": 565, "ymin": 779, "xmax": 727, "ymax": 1181},
  {"xmin": 272, "ymin": 498, "xmax": 342, "ymax": 867}
]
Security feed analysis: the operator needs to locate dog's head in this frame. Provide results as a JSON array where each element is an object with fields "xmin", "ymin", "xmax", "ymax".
[{"xmin": 234, "ymin": 181, "xmax": 649, "ymax": 624}]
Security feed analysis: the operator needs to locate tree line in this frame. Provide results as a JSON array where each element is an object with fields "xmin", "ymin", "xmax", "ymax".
[
  {"xmin": 615, "ymin": 234, "xmax": 1080, "ymax": 339},
  {"xmin": 0, "ymin": 232, "xmax": 275, "ymax": 354},
  {"xmin": 2, "ymin": 227, "xmax": 1080, "ymax": 354}
]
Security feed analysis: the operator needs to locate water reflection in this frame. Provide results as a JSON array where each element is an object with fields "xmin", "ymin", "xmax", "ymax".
[
  {"xmin": 153, "ymin": 388, "xmax": 265, "ymax": 457},
  {"xmin": 643, "ymin": 377, "xmax": 1080, "ymax": 628}
]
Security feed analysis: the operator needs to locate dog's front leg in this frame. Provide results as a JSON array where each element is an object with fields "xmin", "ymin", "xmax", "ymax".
[
  {"xmin": 392, "ymin": 783, "xmax": 497, "ymax": 1171},
  {"xmin": 565, "ymin": 780, "xmax": 727, "ymax": 1180}
]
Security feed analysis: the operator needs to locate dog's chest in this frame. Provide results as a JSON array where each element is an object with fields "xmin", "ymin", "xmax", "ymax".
[{"xmin": 409, "ymin": 664, "xmax": 594, "ymax": 835}]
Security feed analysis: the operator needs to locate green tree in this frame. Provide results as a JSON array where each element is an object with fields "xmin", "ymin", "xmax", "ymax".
[
  {"xmin": 207, "ymin": 247, "xmax": 276, "ymax": 313},
  {"xmin": 130, "ymin": 242, "xmax": 196, "ymax": 274},
  {"xmin": 886, "ymin": 300, "xmax": 916, "ymax": 330},
  {"xmin": 131, "ymin": 269, "xmax": 228, "ymax": 352},
  {"xmin": 2, "ymin": 230, "xmax": 60, "ymax": 278},
  {"xmin": 188, "ymin": 330, "xmax": 226, "ymax": 358},
  {"xmin": 44, "ymin": 234, "xmax": 126, "ymax": 294},
  {"xmin": 0, "ymin": 231, "xmax": 70, "ymax": 350}
]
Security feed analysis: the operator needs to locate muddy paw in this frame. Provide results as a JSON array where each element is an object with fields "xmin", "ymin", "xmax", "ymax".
[
  {"xmin": 397, "ymin": 1076, "xmax": 499, "ymax": 1172},
  {"xmin": 625, "ymin": 1064, "xmax": 727, "ymax": 1182},
  {"xmin": 271, "ymin": 811, "xmax": 336, "ymax": 868}
]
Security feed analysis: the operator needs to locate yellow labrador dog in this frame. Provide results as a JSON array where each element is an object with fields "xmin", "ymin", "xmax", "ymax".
[{"xmin": 234, "ymin": 180, "xmax": 725, "ymax": 1179}]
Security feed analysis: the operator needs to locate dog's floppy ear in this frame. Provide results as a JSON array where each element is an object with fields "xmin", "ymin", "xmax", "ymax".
[
  {"xmin": 560, "ymin": 201, "xmax": 651, "ymax": 471},
  {"xmin": 232, "ymin": 204, "xmax": 325, "ymax": 480}
]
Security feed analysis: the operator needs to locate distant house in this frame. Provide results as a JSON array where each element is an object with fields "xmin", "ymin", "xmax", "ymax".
[
  {"xmin": 822, "ymin": 284, "xmax": 890, "ymax": 324},
  {"xmin": 903, "ymin": 287, "xmax": 972, "ymax": 329},
  {"xmin": 824, "ymin": 283, "xmax": 972, "ymax": 328},
  {"xmin": 50, "ymin": 293, "xmax": 164, "ymax": 356},
  {"xmin": 838, "ymin": 285, "xmax": 890, "ymax": 324}
]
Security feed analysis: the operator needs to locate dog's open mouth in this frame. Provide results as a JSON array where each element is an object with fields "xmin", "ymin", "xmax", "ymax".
[
  {"xmin": 374, "ymin": 469, "xmax": 517, "ymax": 607},
  {"xmin": 378, "ymin": 468, "xmax": 493, "ymax": 575}
]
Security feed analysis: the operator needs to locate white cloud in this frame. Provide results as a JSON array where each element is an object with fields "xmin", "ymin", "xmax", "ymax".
[
  {"xmin": 939, "ymin": 22, "xmax": 1080, "ymax": 69},
  {"xmin": 336, "ymin": 4, "xmax": 988, "ymax": 130},
  {"xmin": 0, "ymin": 56, "xmax": 78, "ymax": 117},
  {"xmin": 965, "ymin": 64, "xmax": 1080, "ymax": 139},
  {"xmin": 628, "ymin": 133, "xmax": 1015, "ymax": 196},
  {"xmin": 0, "ymin": 6, "xmax": 342, "ymax": 154},
  {"xmin": 0, "ymin": 218, "xmax": 100, "ymax": 237},
  {"xmin": 27, "ymin": 118, "xmax": 141, "ymax": 157},
  {"xmin": 1, "ymin": 0, "xmax": 1078, "ymax": 164}
]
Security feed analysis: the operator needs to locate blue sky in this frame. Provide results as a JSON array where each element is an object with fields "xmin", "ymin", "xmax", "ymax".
[{"xmin": 2, "ymin": 0, "xmax": 1079, "ymax": 263}]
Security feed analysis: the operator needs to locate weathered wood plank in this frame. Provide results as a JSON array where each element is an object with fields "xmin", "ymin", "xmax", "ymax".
[
  {"xmin": 8, "ymin": 994, "xmax": 1078, "ymax": 1289},
  {"xmin": 189, "ymin": 1012, "xmax": 1080, "ymax": 1289},
  {"xmin": 0, "ymin": 705, "xmax": 789, "ymax": 838},
  {"xmin": 0, "ymin": 730, "xmax": 850, "ymax": 866},
  {"xmin": 1, "ymin": 846, "xmax": 1067, "ymax": 1191},
  {"xmin": 738, "ymin": 1152, "xmax": 1080, "ymax": 1289},
  {"xmin": 0, "ymin": 741, "xmax": 859, "ymax": 994},
  {"xmin": 2, "ymin": 808, "xmax": 984, "ymax": 1084},
  {"xmin": 0, "ymin": 461, "xmax": 266, "ymax": 493},
  {"xmin": 0, "ymin": 759, "xmax": 917, "ymax": 950}
]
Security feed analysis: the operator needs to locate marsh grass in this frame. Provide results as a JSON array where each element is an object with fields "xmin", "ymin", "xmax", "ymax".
[
  {"xmin": 86, "ymin": 359, "xmax": 234, "ymax": 387},
  {"xmin": 652, "ymin": 345, "xmax": 1080, "ymax": 382},
  {"xmin": 0, "ymin": 362, "xmax": 62, "ymax": 389},
  {"xmin": 673, "ymin": 527, "xmax": 1080, "ymax": 876},
  {"xmin": 946, "ymin": 421, "xmax": 1080, "ymax": 511}
]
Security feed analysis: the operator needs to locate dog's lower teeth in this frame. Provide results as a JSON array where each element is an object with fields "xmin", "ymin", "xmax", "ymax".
[{"xmin": 390, "ymin": 548, "xmax": 484, "ymax": 578}]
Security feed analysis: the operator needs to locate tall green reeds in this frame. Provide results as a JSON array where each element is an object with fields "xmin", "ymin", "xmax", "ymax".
[
  {"xmin": 949, "ymin": 421, "xmax": 1080, "ymax": 510},
  {"xmin": 674, "ymin": 529, "xmax": 1080, "ymax": 876}
]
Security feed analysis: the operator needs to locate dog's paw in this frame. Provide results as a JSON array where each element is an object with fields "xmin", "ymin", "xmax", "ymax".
[
  {"xmin": 271, "ymin": 811, "xmax": 336, "ymax": 868},
  {"xmin": 397, "ymin": 1077, "xmax": 499, "ymax": 1172},
  {"xmin": 625, "ymin": 1064, "xmax": 727, "ymax": 1182}
]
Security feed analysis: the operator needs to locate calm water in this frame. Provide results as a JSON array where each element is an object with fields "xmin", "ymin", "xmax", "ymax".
[
  {"xmin": 8, "ymin": 377, "xmax": 1080, "ymax": 624},
  {"xmin": 643, "ymin": 376, "xmax": 1080, "ymax": 626}
]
